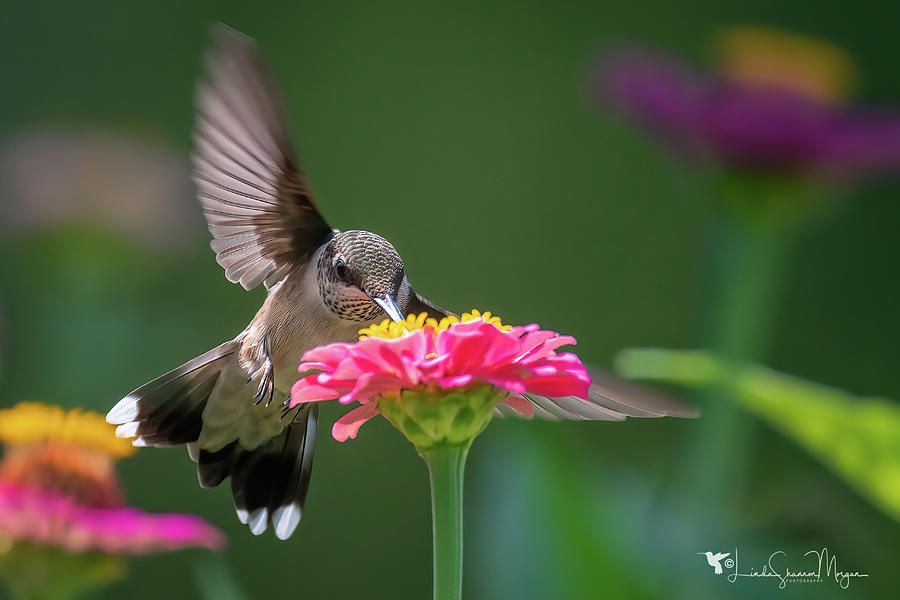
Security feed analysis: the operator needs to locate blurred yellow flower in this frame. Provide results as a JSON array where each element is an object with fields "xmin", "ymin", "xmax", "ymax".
[
  {"xmin": 0, "ymin": 402, "xmax": 136, "ymax": 458},
  {"xmin": 714, "ymin": 26, "xmax": 858, "ymax": 103}
]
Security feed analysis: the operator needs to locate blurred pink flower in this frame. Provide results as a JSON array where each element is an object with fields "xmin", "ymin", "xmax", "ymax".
[
  {"xmin": 290, "ymin": 318, "xmax": 591, "ymax": 442},
  {"xmin": 597, "ymin": 44, "xmax": 900, "ymax": 178},
  {"xmin": 0, "ymin": 482, "xmax": 225, "ymax": 554},
  {"xmin": 0, "ymin": 131, "xmax": 201, "ymax": 248}
]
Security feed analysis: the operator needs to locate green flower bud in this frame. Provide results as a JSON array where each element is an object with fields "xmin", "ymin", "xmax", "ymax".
[{"xmin": 378, "ymin": 385, "xmax": 506, "ymax": 451}]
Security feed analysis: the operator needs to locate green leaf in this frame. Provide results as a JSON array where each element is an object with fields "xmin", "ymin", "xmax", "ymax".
[{"xmin": 615, "ymin": 348, "xmax": 900, "ymax": 523}]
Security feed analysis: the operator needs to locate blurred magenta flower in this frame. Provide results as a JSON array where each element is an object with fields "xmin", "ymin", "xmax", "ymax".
[
  {"xmin": 0, "ymin": 402, "xmax": 225, "ymax": 599},
  {"xmin": 290, "ymin": 311, "xmax": 591, "ymax": 444},
  {"xmin": 597, "ymin": 28, "xmax": 900, "ymax": 177},
  {"xmin": 0, "ymin": 402, "xmax": 135, "ymax": 508},
  {"xmin": 0, "ymin": 482, "xmax": 224, "ymax": 554},
  {"xmin": 0, "ymin": 403, "xmax": 224, "ymax": 552},
  {"xmin": 596, "ymin": 29, "xmax": 899, "ymax": 542}
]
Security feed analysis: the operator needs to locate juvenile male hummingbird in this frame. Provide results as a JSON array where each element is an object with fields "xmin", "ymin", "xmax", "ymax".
[{"xmin": 107, "ymin": 26, "xmax": 695, "ymax": 541}]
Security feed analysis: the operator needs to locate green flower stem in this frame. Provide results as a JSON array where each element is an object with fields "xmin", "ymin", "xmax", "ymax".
[
  {"xmin": 686, "ymin": 216, "xmax": 787, "ymax": 514},
  {"xmin": 421, "ymin": 443, "xmax": 470, "ymax": 600},
  {"xmin": 379, "ymin": 385, "xmax": 502, "ymax": 599}
]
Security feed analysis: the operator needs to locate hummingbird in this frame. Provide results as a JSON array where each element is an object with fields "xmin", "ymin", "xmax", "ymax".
[{"xmin": 107, "ymin": 25, "xmax": 696, "ymax": 541}]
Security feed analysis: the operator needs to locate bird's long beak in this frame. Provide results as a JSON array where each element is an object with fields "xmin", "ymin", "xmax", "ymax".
[{"xmin": 373, "ymin": 295, "xmax": 404, "ymax": 322}]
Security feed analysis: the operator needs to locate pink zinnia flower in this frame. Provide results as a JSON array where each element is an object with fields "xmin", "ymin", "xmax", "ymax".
[
  {"xmin": 290, "ymin": 312, "xmax": 591, "ymax": 443},
  {"xmin": 0, "ymin": 482, "xmax": 225, "ymax": 554}
]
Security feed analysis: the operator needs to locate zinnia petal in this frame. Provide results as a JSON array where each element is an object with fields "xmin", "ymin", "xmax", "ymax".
[
  {"xmin": 290, "ymin": 379, "xmax": 344, "ymax": 404},
  {"xmin": 332, "ymin": 404, "xmax": 381, "ymax": 442}
]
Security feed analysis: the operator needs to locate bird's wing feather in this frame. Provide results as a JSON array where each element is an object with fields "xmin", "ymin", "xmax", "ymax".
[
  {"xmin": 405, "ymin": 291, "xmax": 454, "ymax": 321},
  {"xmin": 193, "ymin": 25, "xmax": 333, "ymax": 290},
  {"xmin": 713, "ymin": 553, "xmax": 731, "ymax": 561},
  {"xmin": 581, "ymin": 366, "xmax": 699, "ymax": 418},
  {"xmin": 497, "ymin": 366, "xmax": 697, "ymax": 421}
]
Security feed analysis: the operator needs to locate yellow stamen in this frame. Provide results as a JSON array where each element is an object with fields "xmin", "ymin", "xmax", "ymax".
[
  {"xmin": 0, "ymin": 402, "xmax": 136, "ymax": 458},
  {"xmin": 713, "ymin": 26, "xmax": 858, "ymax": 104},
  {"xmin": 358, "ymin": 308, "xmax": 512, "ymax": 340}
]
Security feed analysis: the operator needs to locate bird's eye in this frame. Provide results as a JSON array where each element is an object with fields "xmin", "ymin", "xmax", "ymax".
[{"xmin": 334, "ymin": 260, "xmax": 349, "ymax": 281}]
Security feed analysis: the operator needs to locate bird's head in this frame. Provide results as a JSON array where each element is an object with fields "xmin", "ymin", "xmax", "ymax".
[{"xmin": 317, "ymin": 230, "xmax": 410, "ymax": 323}]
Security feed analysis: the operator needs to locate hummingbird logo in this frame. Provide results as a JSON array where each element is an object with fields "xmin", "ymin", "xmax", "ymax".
[{"xmin": 699, "ymin": 551, "xmax": 731, "ymax": 575}]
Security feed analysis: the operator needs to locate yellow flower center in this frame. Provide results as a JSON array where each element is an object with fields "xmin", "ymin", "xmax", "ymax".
[
  {"xmin": 358, "ymin": 309, "xmax": 511, "ymax": 340},
  {"xmin": 713, "ymin": 26, "xmax": 857, "ymax": 104},
  {"xmin": 0, "ymin": 402, "xmax": 136, "ymax": 459}
]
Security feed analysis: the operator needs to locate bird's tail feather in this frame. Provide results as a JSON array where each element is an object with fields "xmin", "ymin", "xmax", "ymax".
[
  {"xmin": 109, "ymin": 340, "xmax": 319, "ymax": 540},
  {"xmin": 187, "ymin": 405, "xmax": 317, "ymax": 540},
  {"xmin": 107, "ymin": 341, "xmax": 238, "ymax": 446}
]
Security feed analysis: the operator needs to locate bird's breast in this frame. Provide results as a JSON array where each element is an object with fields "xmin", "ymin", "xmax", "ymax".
[{"xmin": 243, "ymin": 267, "xmax": 362, "ymax": 393}]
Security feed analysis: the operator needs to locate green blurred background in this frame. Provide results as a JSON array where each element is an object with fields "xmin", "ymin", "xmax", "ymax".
[{"xmin": 1, "ymin": 0, "xmax": 899, "ymax": 598}]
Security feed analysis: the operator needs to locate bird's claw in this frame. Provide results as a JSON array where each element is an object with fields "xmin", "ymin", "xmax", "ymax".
[
  {"xmin": 250, "ymin": 338, "xmax": 275, "ymax": 407},
  {"xmin": 281, "ymin": 402, "xmax": 301, "ymax": 420},
  {"xmin": 251, "ymin": 361, "xmax": 275, "ymax": 407}
]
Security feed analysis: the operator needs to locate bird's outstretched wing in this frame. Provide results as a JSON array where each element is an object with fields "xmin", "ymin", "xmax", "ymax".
[
  {"xmin": 498, "ymin": 365, "xmax": 698, "ymax": 421},
  {"xmin": 193, "ymin": 25, "xmax": 334, "ymax": 290}
]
